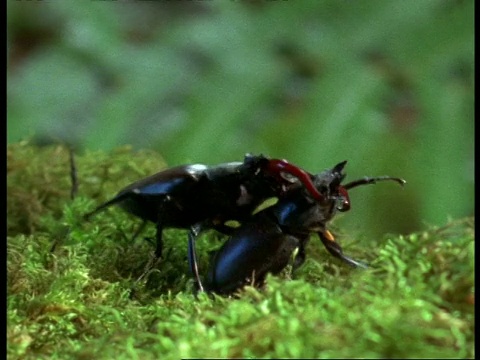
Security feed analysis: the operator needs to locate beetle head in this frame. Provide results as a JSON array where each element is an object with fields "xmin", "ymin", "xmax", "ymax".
[
  {"xmin": 312, "ymin": 160, "xmax": 351, "ymax": 212},
  {"xmin": 311, "ymin": 161, "xmax": 406, "ymax": 212}
]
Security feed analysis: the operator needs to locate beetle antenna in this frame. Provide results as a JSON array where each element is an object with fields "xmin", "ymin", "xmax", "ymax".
[{"xmin": 343, "ymin": 176, "xmax": 406, "ymax": 190}]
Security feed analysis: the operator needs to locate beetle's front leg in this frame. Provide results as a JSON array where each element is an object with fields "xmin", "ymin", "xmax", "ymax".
[
  {"xmin": 318, "ymin": 230, "xmax": 368, "ymax": 268},
  {"xmin": 292, "ymin": 234, "xmax": 310, "ymax": 271}
]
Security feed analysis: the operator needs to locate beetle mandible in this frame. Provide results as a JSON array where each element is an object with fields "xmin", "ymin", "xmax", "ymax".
[{"xmin": 205, "ymin": 160, "xmax": 406, "ymax": 294}]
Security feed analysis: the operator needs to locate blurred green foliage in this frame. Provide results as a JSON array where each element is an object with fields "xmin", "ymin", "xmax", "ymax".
[{"xmin": 7, "ymin": 0, "xmax": 474, "ymax": 240}]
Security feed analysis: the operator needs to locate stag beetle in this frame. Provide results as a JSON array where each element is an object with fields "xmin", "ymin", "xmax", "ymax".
[
  {"xmin": 84, "ymin": 154, "xmax": 325, "ymax": 290},
  {"xmin": 205, "ymin": 161, "xmax": 406, "ymax": 294}
]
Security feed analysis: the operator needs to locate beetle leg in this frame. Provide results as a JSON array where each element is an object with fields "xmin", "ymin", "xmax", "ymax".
[
  {"xmin": 151, "ymin": 194, "xmax": 176, "ymax": 258},
  {"xmin": 292, "ymin": 235, "xmax": 310, "ymax": 271},
  {"xmin": 154, "ymin": 218, "xmax": 164, "ymax": 258},
  {"xmin": 318, "ymin": 230, "xmax": 368, "ymax": 268},
  {"xmin": 130, "ymin": 219, "xmax": 164, "ymax": 298},
  {"xmin": 188, "ymin": 222, "xmax": 206, "ymax": 292},
  {"xmin": 130, "ymin": 197, "xmax": 169, "ymax": 298},
  {"xmin": 129, "ymin": 249, "xmax": 163, "ymax": 299}
]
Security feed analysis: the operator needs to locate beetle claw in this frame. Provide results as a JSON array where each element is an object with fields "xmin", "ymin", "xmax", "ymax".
[{"xmin": 340, "ymin": 255, "xmax": 369, "ymax": 269}]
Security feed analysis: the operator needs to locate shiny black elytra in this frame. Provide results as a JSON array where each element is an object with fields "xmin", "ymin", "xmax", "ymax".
[
  {"xmin": 84, "ymin": 154, "xmax": 325, "ymax": 292},
  {"xmin": 205, "ymin": 161, "xmax": 406, "ymax": 294}
]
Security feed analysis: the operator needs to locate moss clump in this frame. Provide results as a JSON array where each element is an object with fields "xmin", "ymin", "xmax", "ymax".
[{"xmin": 7, "ymin": 142, "xmax": 474, "ymax": 359}]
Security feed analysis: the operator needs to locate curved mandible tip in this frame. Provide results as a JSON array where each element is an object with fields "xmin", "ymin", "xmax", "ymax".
[
  {"xmin": 267, "ymin": 159, "xmax": 324, "ymax": 202},
  {"xmin": 332, "ymin": 160, "xmax": 348, "ymax": 174}
]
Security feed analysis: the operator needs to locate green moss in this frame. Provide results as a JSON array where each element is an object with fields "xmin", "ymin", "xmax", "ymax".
[{"xmin": 7, "ymin": 142, "xmax": 474, "ymax": 359}]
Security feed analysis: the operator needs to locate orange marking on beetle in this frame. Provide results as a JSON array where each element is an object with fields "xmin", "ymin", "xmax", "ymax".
[{"xmin": 324, "ymin": 230, "xmax": 336, "ymax": 242}]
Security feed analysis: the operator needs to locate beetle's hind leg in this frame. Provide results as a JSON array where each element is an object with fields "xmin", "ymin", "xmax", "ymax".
[
  {"xmin": 130, "ymin": 197, "xmax": 169, "ymax": 298},
  {"xmin": 129, "ymin": 242, "xmax": 164, "ymax": 300}
]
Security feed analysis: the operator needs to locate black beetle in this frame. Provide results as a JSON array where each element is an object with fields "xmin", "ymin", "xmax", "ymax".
[
  {"xmin": 84, "ymin": 154, "xmax": 326, "ymax": 290},
  {"xmin": 205, "ymin": 160, "xmax": 406, "ymax": 294}
]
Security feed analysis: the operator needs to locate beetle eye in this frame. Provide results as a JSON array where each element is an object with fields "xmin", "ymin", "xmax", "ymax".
[
  {"xmin": 336, "ymin": 187, "xmax": 351, "ymax": 212},
  {"xmin": 335, "ymin": 197, "xmax": 347, "ymax": 211}
]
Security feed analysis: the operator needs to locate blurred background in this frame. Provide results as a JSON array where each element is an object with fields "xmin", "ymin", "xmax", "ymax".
[{"xmin": 7, "ymin": 1, "xmax": 474, "ymax": 241}]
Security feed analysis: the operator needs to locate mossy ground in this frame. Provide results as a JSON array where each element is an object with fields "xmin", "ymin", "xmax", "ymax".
[{"xmin": 7, "ymin": 142, "xmax": 474, "ymax": 359}]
